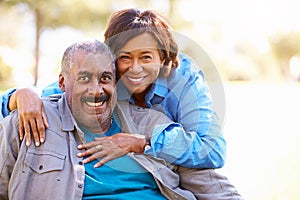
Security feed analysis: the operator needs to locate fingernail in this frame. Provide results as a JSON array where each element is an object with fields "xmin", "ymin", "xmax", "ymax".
[
  {"xmin": 77, "ymin": 153, "xmax": 82, "ymax": 157},
  {"xmin": 26, "ymin": 141, "xmax": 30, "ymax": 146},
  {"xmin": 40, "ymin": 138, "xmax": 44, "ymax": 143},
  {"xmin": 35, "ymin": 142, "xmax": 40, "ymax": 146},
  {"xmin": 77, "ymin": 145, "xmax": 82, "ymax": 149}
]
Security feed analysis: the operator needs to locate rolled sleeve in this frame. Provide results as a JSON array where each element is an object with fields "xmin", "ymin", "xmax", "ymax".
[
  {"xmin": 144, "ymin": 54, "xmax": 226, "ymax": 168},
  {"xmin": 0, "ymin": 88, "xmax": 16, "ymax": 120}
]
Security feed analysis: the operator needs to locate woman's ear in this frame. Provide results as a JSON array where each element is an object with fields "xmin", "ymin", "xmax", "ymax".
[
  {"xmin": 59, "ymin": 74, "xmax": 66, "ymax": 91},
  {"xmin": 160, "ymin": 60, "xmax": 172, "ymax": 77}
]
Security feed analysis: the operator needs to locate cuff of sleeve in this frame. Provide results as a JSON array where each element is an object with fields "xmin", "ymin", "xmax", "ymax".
[{"xmin": 1, "ymin": 88, "xmax": 17, "ymax": 119}]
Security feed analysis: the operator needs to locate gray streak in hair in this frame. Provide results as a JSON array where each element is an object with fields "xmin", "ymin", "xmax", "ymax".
[{"xmin": 61, "ymin": 40, "xmax": 116, "ymax": 76}]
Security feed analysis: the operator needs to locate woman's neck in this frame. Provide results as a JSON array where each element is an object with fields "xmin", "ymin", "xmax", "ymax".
[{"xmin": 132, "ymin": 92, "xmax": 146, "ymax": 107}]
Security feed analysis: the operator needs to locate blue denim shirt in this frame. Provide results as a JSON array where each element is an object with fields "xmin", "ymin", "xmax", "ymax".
[{"xmin": 0, "ymin": 54, "xmax": 226, "ymax": 168}]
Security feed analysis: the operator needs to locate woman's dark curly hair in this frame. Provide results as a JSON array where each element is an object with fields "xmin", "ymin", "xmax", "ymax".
[{"xmin": 104, "ymin": 8, "xmax": 179, "ymax": 77}]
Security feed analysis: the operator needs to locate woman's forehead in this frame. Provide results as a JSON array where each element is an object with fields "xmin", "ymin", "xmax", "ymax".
[{"xmin": 120, "ymin": 33, "xmax": 158, "ymax": 52}]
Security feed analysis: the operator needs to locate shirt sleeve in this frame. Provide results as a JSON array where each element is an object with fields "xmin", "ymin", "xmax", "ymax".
[
  {"xmin": 0, "ymin": 111, "xmax": 21, "ymax": 198},
  {"xmin": 0, "ymin": 81, "xmax": 62, "ymax": 120},
  {"xmin": 0, "ymin": 88, "xmax": 16, "ymax": 120},
  {"xmin": 180, "ymin": 69, "xmax": 226, "ymax": 168},
  {"xmin": 174, "ymin": 55, "xmax": 226, "ymax": 168},
  {"xmin": 145, "ymin": 54, "xmax": 226, "ymax": 168},
  {"xmin": 41, "ymin": 81, "xmax": 62, "ymax": 97}
]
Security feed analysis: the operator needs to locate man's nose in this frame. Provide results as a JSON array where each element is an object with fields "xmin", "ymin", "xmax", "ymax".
[{"xmin": 88, "ymin": 81, "xmax": 104, "ymax": 95}]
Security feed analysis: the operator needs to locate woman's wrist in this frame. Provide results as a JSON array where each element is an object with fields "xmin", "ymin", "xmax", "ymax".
[
  {"xmin": 144, "ymin": 134, "xmax": 151, "ymax": 151},
  {"xmin": 8, "ymin": 91, "xmax": 17, "ymax": 112}
]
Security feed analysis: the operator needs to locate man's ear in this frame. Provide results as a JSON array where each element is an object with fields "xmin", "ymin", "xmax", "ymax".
[{"xmin": 59, "ymin": 74, "xmax": 66, "ymax": 91}]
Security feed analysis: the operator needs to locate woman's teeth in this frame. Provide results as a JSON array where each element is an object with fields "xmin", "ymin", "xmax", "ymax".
[{"xmin": 128, "ymin": 76, "xmax": 143, "ymax": 82}]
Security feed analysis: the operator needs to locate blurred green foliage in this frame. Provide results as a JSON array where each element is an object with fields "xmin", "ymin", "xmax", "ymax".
[
  {"xmin": 269, "ymin": 31, "xmax": 300, "ymax": 78},
  {"xmin": 1, "ymin": 0, "xmax": 300, "ymax": 88},
  {"xmin": 1, "ymin": 0, "xmax": 112, "ymax": 86}
]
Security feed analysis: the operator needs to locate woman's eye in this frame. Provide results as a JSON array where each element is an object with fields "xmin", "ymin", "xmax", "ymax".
[
  {"xmin": 141, "ymin": 55, "xmax": 152, "ymax": 61},
  {"xmin": 118, "ymin": 55, "xmax": 131, "ymax": 63},
  {"xmin": 120, "ymin": 55, "xmax": 130, "ymax": 59}
]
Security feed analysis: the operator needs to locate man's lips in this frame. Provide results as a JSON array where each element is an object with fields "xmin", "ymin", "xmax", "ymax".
[
  {"xmin": 81, "ymin": 96, "xmax": 109, "ymax": 107},
  {"xmin": 85, "ymin": 101, "xmax": 105, "ymax": 107}
]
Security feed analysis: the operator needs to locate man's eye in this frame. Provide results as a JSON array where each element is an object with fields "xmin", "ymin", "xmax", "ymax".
[
  {"xmin": 78, "ymin": 76, "xmax": 89, "ymax": 82},
  {"xmin": 100, "ymin": 76, "xmax": 112, "ymax": 82}
]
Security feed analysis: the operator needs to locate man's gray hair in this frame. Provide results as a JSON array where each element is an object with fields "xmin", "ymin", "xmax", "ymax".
[{"xmin": 61, "ymin": 40, "xmax": 116, "ymax": 76}]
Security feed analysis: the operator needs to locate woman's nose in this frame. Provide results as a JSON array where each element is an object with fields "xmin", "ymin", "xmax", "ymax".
[{"xmin": 129, "ymin": 59, "xmax": 143, "ymax": 73}]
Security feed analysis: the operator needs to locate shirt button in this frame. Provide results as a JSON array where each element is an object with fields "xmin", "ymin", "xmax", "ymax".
[
  {"xmin": 78, "ymin": 161, "xmax": 84, "ymax": 165},
  {"xmin": 78, "ymin": 184, "xmax": 83, "ymax": 188},
  {"xmin": 39, "ymin": 165, "xmax": 43, "ymax": 170}
]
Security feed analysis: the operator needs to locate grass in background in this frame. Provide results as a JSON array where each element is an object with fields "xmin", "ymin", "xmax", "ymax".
[{"xmin": 218, "ymin": 81, "xmax": 300, "ymax": 200}]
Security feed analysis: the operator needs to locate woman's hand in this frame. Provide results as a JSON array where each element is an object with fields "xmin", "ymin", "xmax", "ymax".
[
  {"xmin": 77, "ymin": 133, "xmax": 146, "ymax": 167},
  {"xmin": 9, "ymin": 88, "xmax": 48, "ymax": 146}
]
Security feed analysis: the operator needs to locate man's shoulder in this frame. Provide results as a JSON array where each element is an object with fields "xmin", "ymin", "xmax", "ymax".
[
  {"xmin": 118, "ymin": 101, "xmax": 170, "ymax": 119},
  {"xmin": 42, "ymin": 96, "xmax": 59, "ymax": 109},
  {"xmin": 116, "ymin": 101, "xmax": 174, "ymax": 134},
  {"xmin": 0, "ymin": 109, "xmax": 19, "ymax": 126},
  {"xmin": 42, "ymin": 95, "xmax": 61, "ymax": 121}
]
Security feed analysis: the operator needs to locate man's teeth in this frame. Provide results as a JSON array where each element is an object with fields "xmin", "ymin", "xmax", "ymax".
[
  {"xmin": 128, "ymin": 77, "xmax": 143, "ymax": 82},
  {"xmin": 86, "ymin": 101, "xmax": 104, "ymax": 107}
]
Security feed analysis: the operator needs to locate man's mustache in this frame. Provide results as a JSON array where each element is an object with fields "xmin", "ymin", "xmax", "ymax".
[{"xmin": 81, "ymin": 95, "xmax": 109, "ymax": 103}]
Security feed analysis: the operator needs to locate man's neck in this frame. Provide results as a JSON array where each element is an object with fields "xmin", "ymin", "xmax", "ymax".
[{"xmin": 80, "ymin": 116, "xmax": 113, "ymax": 134}]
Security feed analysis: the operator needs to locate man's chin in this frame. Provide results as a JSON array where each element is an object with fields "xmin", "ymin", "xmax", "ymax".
[{"xmin": 79, "ymin": 119, "xmax": 103, "ymax": 131}]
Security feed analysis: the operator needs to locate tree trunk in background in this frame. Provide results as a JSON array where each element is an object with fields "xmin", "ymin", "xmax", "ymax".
[{"xmin": 33, "ymin": 8, "xmax": 41, "ymax": 86}]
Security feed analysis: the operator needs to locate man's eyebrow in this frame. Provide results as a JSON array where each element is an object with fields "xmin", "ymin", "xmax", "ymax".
[
  {"xmin": 77, "ymin": 71, "xmax": 92, "ymax": 76},
  {"xmin": 102, "ymin": 71, "xmax": 114, "ymax": 76}
]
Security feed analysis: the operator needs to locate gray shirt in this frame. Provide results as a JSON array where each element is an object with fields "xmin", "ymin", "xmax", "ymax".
[{"xmin": 0, "ymin": 94, "xmax": 195, "ymax": 200}]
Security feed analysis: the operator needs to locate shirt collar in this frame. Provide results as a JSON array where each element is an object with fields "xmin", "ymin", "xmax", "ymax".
[
  {"xmin": 151, "ymin": 76, "xmax": 168, "ymax": 98},
  {"xmin": 58, "ymin": 93, "xmax": 77, "ymax": 132}
]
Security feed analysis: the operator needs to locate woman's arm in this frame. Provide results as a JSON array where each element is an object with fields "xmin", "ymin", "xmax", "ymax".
[
  {"xmin": 0, "ymin": 88, "xmax": 16, "ymax": 120},
  {"xmin": 163, "ymin": 55, "xmax": 226, "ymax": 168},
  {"xmin": 78, "ymin": 56, "xmax": 226, "ymax": 169},
  {"xmin": 9, "ymin": 88, "xmax": 48, "ymax": 147},
  {"xmin": 0, "ymin": 81, "xmax": 61, "ymax": 146}
]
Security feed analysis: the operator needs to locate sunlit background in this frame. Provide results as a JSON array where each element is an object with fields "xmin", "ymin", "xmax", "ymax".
[{"xmin": 1, "ymin": 0, "xmax": 300, "ymax": 199}]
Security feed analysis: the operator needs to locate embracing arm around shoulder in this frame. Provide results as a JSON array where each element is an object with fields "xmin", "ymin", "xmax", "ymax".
[
  {"xmin": 0, "ymin": 81, "xmax": 61, "ymax": 147},
  {"xmin": 146, "ymin": 56, "xmax": 226, "ymax": 169}
]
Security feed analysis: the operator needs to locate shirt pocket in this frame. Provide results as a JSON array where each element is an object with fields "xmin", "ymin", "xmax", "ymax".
[{"xmin": 24, "ymin": 149, "xmax": 66, "ymax": 174}]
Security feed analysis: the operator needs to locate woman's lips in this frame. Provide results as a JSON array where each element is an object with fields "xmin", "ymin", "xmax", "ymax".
[{"xmin": 127, "ymin": 76, "xmax": 146, "ymax": 84}]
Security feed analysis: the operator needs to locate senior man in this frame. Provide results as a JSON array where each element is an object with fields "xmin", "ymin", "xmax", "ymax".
[{"xmin": 0, "ymin": 41, "xmax": 196, "ymax": 200}]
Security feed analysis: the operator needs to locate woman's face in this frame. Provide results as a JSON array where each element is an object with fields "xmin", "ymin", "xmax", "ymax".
[{"xmin": 116, "ymin": 32, "xmax": 164, "ymax": 95}]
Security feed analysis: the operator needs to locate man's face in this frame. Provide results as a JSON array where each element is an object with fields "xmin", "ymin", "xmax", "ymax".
[{"xmin": 61, "ymin": 51, "xmax": 116, "ymax": 133}]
